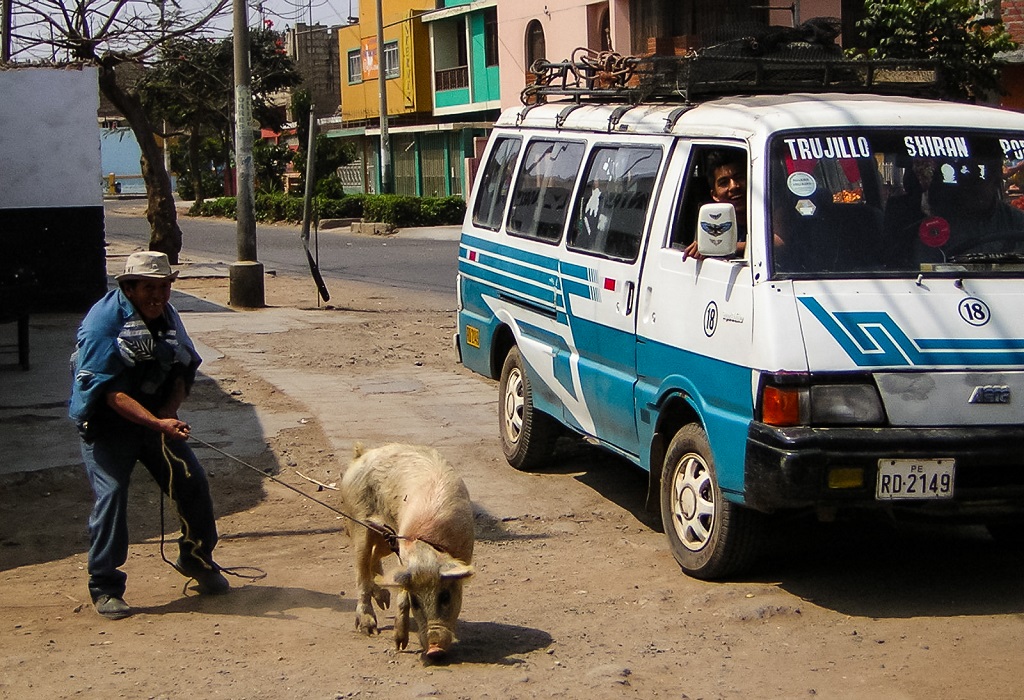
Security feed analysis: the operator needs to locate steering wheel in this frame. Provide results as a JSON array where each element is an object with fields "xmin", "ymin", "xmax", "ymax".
[{"xmin": 945, "ymin": 230, "xmax": 1024, "ymax": 257}]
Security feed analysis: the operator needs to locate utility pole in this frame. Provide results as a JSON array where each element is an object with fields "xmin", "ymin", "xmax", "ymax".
[
  {"xmin": 2, "ymin": 0, "xmax": 13, "ymax": 62},
  {"xmin": 375, "ymin": 0, "xmax": 392, "ymax": 193},
  {"xmin": 159, "ymin": 1, "xmax": 171, "ymax": 179},
  {"xmin": 231, "ymin": 0, "xmax": 265, "ymax": 307}
]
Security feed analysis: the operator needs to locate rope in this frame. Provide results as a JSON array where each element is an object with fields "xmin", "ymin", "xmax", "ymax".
[
  {"xmin": 157, "ymin": 434, "xmax": 267, "ymax": 587},
  {"xmin": 187, "ymin": 435, "xmax": 404, "ymax": 556}
]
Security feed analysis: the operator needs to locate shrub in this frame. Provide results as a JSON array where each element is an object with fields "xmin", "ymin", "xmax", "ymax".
[
  {"xmin": 362, "ymin": 194, "xmax": 422, "ymax": 228},
  {"xmin": 255, "ymin": 192, "xmax": 304, "ymax": 223},
  {"xmin": 419, "ymin": 196, "xmax": 466, "ymax": 226},
  {"xmin": 184, "ymin": 192, "xmax": 465, "ymax": 227},
  {"xmin": 331, "ymin": 193, "xmax": 367, "ymax": 219},
  {"xmin": 315, "ymin": 193, "xmax": 365, "ymax": 220},
  {"xmin": 315, "ymin": 176, "xmax": 346, "ymax": 199},
  {"xmin": 191, "ymin": 197, "xmax": 237, "ymax": 219}
]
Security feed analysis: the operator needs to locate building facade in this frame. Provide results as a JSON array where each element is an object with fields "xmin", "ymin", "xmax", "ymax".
[
  {"xmin": 328, "ymin": 0, "xmax": 438, "ymax": 194},
  {"xmin": 286, "ymin": 22, "xmax": 343, "ymax": 120}
]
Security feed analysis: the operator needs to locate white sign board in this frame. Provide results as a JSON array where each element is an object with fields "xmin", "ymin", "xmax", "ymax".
[{"xmin": 0, "ymin": 66, "xmax": 102, "ymax": 209}]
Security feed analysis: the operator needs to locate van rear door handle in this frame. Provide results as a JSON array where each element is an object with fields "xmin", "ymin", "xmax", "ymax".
[{"xmin": 623, "ymin": 281, "xmax": 635, "ymax": 316}]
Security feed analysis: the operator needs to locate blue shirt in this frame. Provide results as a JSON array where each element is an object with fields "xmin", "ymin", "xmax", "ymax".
[{"xmin": 69, "ymin": 288, "xmax": 201, "ymax": 428}]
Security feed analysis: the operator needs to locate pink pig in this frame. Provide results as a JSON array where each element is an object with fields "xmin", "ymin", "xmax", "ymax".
[{"xmin": 341, "ymin": 444, "xmax": 475, "ymax": 659}]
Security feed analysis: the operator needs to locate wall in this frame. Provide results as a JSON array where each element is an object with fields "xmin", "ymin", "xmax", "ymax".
[
  {"xmin": 1000, "ymin": 1, "xmax": 1024, "ymax": 111},
  {"xmin": 287, "ymin": 23, "xmax": 342, "ymax": 119},
  {"xmin": 337, "ymin": 1, "xmax": 434, "ymax": 123},
  {"xmin": 497, "ymin": 0, "xmax": 640, "ymax": 109},
  {"xmin": 497, "ymin": 0, "xmax": 594, "ymax": 109},
  {"xmin": 0, "ymin": 66, "xmax": 107, "ymax": 312}
]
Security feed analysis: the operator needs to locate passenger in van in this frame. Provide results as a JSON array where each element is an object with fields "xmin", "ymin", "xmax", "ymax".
[
  {"xmin": 682, "ymin": 150, "xmax": 747, "ymax": 261},
  {"xmin": 884, "ymin": 158, "xmax": 1024, "ymax": 266},
  {"xmin": 882, "ymin": 158, "xmax": 937, "ymax": 267}
]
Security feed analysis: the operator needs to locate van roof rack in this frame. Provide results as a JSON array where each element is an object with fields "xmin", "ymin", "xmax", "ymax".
[
  {"xmin": 521, "ymin": 31, "xmax": 941, "ymax": 105},
  {"xmin": 522, "ymin": 52, "xmax": 941, "ymax": 105}
]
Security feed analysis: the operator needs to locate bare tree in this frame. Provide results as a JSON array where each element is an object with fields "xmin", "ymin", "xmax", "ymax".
[{"xmin": 9, "ymin": 0, "xmax": 231, "ymax": 262}]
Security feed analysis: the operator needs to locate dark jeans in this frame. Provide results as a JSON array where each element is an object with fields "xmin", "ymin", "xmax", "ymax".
[{"xmin": 80, "ymin": 426, "xmax": 219, "ymax": 601}]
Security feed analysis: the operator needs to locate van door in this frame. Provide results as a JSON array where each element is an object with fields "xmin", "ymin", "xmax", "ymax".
[
  {"xmin": 560, "ymin": 141, "xmax": 667, "ymax": 456},
  {"xmin": 635, "ymin": 142, "xmax": 756, "ymax": 490}
]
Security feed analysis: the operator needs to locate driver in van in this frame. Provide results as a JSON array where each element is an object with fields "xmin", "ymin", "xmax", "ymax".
[
  {"xmin": 885, "ymin": 157, "xmax": 1024, "ymax": 265},
  {"xmin": 682, "ymin": 149, "xmax": 747, "ymax": 261}
]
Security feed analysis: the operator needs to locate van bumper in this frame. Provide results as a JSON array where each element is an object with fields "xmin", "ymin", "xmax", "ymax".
[{"xmin": 743, "ymin": 422, "xmax": 1024, "ymax": 516}]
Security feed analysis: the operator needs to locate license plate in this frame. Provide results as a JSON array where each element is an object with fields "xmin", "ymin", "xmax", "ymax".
[{"xmin": 876, "ymin": 459, "xmax": 955, "ymax": 500}]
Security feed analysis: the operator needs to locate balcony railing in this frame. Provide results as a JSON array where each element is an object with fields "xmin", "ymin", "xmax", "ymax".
[{"xmin": 435, "ymin": 66, "xmax": 469, "ymax": 92}]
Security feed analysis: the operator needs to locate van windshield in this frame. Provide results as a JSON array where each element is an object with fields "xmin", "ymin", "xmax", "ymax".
[{"xmin": 769, "ymin": 129, "xmax": 1024, "ymax": 277}]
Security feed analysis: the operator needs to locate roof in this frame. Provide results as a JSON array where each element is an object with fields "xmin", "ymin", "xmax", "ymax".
[{"xmin": 497, "ymin": 93, "xmax": 1024, "ymax": 140}]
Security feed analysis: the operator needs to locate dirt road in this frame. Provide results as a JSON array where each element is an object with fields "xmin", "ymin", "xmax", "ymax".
[{"xmin": 1, "ymin": 261, "xmax": 1022, "ymax": 699}]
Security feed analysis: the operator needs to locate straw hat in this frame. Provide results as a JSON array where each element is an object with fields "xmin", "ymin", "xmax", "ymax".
[{"xmin": 115, "ymin": 251, "xmax": 179, "ymax": 282}]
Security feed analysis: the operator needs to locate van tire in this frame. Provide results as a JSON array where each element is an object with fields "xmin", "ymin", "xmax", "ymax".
[
  {"xmin": 660, "ymin": 423, "xmax": 761, "ymax": 580},
  {"xmin": 498, "ymin": 346, "xmax": 559, "ymax": 470}
]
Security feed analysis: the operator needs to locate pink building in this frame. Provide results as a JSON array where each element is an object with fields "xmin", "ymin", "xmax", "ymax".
[{"xmin": 496, "ymin": 0, "xmax": 843, "ymax": 109}]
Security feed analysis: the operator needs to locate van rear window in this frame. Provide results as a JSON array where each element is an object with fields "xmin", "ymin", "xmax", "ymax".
[
  {"xmin": 472, "ymin": 136, "xmax": 521, "ymax": 231},
  {"xmin": 568, "ymin": 146, "xmax": 662, "ymax": 261},
  {"xmin": 507, "ymin": 140, "xmax": 586, "ymax": 243}
]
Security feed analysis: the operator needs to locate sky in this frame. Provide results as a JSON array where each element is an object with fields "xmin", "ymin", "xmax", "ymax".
[
  {"xmin": 9, "ymin": 0, "xmax": 359, "ymax": 62},
  {"xmin": 197, "ymin": 0, "xmax": 359, "ymax": 36},
  {"xmin": 249, "ymin": 0, "xmax": 357, "ymax": 29}
]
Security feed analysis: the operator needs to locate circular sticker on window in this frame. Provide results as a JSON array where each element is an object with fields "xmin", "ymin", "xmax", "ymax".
[
  {"xmin": 919, "ymin": 216, "xmax": 951, "ymax": 248},
  {"xmin": 787, "ymin": 172, "xmax": 817, "ymax": 197}
]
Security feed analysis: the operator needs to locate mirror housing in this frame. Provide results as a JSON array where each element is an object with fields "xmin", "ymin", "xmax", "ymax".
[{"xmin": 696, "ymin": 202, "xmax": 738, "ymax": 257}]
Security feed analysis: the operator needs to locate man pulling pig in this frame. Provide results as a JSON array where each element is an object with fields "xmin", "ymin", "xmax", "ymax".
[{"xmin": 340, "ymin": 444, "xmax": 475, "ymax": 659}]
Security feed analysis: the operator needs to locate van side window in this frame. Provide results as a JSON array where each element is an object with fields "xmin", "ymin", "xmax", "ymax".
[
  {"xmin": 472, "ymin": 136, "xmax": 521, "ymax": 231},
  {"xmin": 507, "ymin": 140, "xmax": 586, "ymax": 243},
  {"xmin": 671, "ymin": 146, "xmax": 747, "ymax": 250},
  {"xmin": 568, "ymin": 146, "xmax": 662, "ymax": 261}
]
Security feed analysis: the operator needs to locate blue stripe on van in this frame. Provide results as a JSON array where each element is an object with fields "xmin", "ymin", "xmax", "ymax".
[
  {"xmin": 635, "ymin": 337, "xmax": 754, "ymax": 496},
  {"xmin": 462, "ymin": 234, "xmax": 559, "ymax": 270},
  {"xmin": 520, "ymin": 321, "xmax": 576, "ymax": 400},
  {"xmin": 800, "ymin": 297, "xmax": 1024, "ymax": 367},
  {"xmin": 562, "ymin": 278, "xmax": 595, "ymax": 301},
  {"xmin": 559, "ymin": 261, "xmax": 600, "ymax": 301},
  {"xmin": 461, "ymin": 234, "xmax": 603, "ymax": 316},
  {"xmin": 473, "ymin": 250, "xmax": 563, "ymax": 290},
  {"xmin": 459, "ymin": 257, "xmax": 559, "ymax": 307}
]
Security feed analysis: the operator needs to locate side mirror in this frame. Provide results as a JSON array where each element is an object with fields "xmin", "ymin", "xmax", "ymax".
[{"xmin": 696, "ymin": 203, "xmax": 738, "ymax": 257}]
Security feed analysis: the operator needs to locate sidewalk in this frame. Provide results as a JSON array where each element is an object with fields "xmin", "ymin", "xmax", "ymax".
[
  {"xmin": 0, "ymin": 242, "xmax": 488, "ymax": 478},
  {"xmin": 0, "ymin": 250, "xmax": 295, "ymax": 476}
]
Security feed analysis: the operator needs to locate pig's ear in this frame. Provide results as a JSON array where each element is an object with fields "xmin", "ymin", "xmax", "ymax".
[
  {"xmin": 375, "ymin": 569, "xmax": 412, "ymax": 588},
  {"xmin": 439, "ymin": 562, "xmax": 474, "ymax": 580}
]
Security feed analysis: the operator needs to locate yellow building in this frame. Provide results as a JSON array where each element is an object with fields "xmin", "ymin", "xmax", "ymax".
[
  {"xmin": 337, "ymin": 5, "xmax": 433, "ymax": 121},
  {"xmin": 332, "ymin": 1, "xmax": 435, "ymax": 194}
]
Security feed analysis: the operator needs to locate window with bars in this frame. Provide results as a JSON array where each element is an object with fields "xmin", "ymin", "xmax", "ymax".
[
  {"xmin": 484, "ymin": 7, "xmax": 498, "ymax": 67},
  {"xmin": 347, "ymin": 49, "xmax": 362, "ymax": 84},
  {"xmin": 384, "ymin": 41, "xmax": 400, "ymax": 79}
]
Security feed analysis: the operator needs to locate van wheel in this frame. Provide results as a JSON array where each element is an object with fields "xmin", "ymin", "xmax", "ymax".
[
  {"xmin": 498, "ymin": 346, "xmax": 559, "ymax": 470},
  {"xmin": 660, "ymin": 424, "xmax": 762, "ymax": 580}
]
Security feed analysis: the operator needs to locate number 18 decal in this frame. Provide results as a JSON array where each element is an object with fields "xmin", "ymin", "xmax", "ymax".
[
  {"xmin": 704, "ymin": 301, "xmax": 718, "ymax": 337},
  {"xmin": 958, "ymin": 297, "xmax": 990, "ymax": 327}
]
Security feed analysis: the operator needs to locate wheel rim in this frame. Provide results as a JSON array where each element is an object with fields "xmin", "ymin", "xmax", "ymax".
[
  {"xmin": 668, "ymin": 452, "xmax": 715, "ymax": 552},
  {"xmin": 503, "ymin": 366, "xmax": 525, "ymax": 445}
]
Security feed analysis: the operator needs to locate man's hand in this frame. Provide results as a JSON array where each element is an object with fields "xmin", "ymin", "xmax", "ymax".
[
  {"xmin": 158, "ymin": 418, "xmax": 191, "ymax": 441},
  {"xmin": 681, "ymin": 240, "xmax": 704, "ymax": 261},
  {"xmin": 107, "ymin": 391, "xmax": 191, "ymax": 440}
]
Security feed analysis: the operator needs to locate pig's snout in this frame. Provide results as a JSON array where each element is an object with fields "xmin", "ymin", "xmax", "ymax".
[{"xmin": 423, "ymin": 624, "xmax": 456, "ymax": 658}]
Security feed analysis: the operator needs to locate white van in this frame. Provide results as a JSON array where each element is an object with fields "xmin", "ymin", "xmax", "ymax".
[{"xmin": 455, "ymin": 67, "xmax": 1024, "ymax": 579}]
